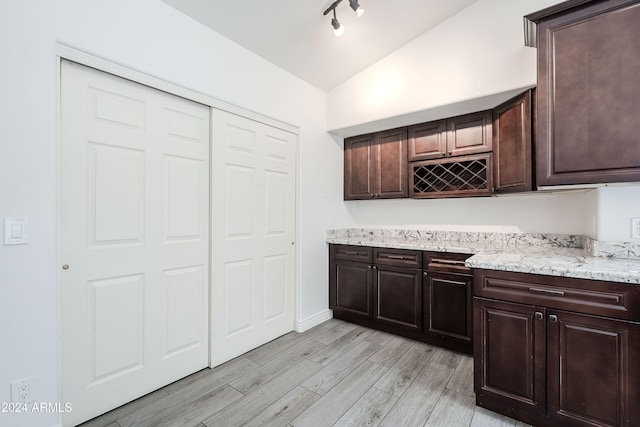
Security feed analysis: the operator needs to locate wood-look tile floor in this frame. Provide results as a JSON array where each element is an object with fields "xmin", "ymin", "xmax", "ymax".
[{"xmin": 79, "ymin": 319, "xmax": 530, "ymax": 427}]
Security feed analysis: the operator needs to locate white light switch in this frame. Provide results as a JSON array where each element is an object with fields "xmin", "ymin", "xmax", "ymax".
[{"xmin": 4, "ymin": 218, "xmax": 29, "ymax": 245}]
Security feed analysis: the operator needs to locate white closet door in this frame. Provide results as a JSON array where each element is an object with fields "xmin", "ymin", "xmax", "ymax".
[
  {"xmin": 60, "ymin": 61, "xmax": 210, "ymax": 426},
  {"xmin": 211, "ymin": 108, "xmax": 297, "ymax": 366}
]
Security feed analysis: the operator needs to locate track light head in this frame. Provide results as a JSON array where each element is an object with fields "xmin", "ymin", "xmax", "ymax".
[
  {"xmin": 331, "ymin": 10, "xmax": 345, "ymax": 36},
  {"xmin": 349, "ymin": 0, "xmax": 364, "ymax": 17}
]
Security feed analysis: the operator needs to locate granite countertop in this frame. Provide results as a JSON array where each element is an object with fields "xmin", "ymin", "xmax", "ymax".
[{"xmin": 327, "ymin": 228, "xmax": 640, "ymax": 285}]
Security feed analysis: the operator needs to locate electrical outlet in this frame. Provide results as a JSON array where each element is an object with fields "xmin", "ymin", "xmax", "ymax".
[
  {"xmin": 632, "ymin": 218, "xmax": 640, "ymax": 239},
  {"xmin": 10, "ymin": 377, "xmax": 34, "ymax": 403}
]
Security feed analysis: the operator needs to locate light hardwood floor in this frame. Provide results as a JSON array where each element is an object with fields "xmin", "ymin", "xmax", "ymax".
[{"xmin": 79, "ymin": 319, "xmax": 530, "ymax": 427}]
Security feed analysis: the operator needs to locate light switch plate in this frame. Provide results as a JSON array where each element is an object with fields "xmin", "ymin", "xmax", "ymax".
[{"xmin": 4, "ymin": 218, "xmax": 29, "ymax": 245}]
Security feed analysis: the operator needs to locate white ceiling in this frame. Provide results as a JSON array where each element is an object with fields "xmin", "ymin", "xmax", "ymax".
[{"xmin": 161, "ymin": 0, "xmax": 479, "ymax": 91}]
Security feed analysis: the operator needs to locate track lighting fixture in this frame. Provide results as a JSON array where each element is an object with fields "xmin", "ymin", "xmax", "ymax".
[
  {"xmin": 349, "ymin": 0, "xmax": 364, "ymax": 17},
  {"xmin": 323, "ymin": 0, "xmax": 364, "ymax": 36},
  {"xmin": 331, "ymin": 8, "xmax": 345, "ymax": 36}
]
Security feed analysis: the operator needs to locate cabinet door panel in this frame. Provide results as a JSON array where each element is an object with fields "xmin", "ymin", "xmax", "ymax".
[
  {"xmin": 333, "ymin": 261, "xmax": 372, "ymax": 318},
  {"xmin": 493, "ymin": 90, "xmax": 533, "ymax": 193},
  {"xmin": 374, "ymin": 128, "xmax": 407, "ymax": 198},
  {"xmin": 425, "ymin": 272, "xmax": 472, "ymax": 344},
  {"xmin": 344, "ymin": 134, "xmax": 374, "ymax": 200},
  {"xmin": 537, "ymin": 0, "xmax": 640, "ymax": 185},
  {"xmin": 447, "ymin": 111, "xmax": 493, "ymax": 157},
  {"xmin": 547, "ymin": 310, "xmax": 640, "ymax": 427},
  {"xmin": 408, "ymin": 120, "xmax": 446, "ymax": 161},
  {"xmin": 474, "ymin": 298, "xmax": 546, "ymax": 421},
  {"xmin": 374, "ymin": 265, "xmax": 421, "ymax": 331}
]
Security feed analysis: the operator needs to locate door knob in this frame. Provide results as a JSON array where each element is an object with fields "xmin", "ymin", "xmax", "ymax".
[{"xmin": 62, "ymin": 264, "xmax": 70, "ymax": 270}]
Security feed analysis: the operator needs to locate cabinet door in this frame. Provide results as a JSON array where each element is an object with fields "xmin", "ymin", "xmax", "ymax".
[
  {"xmin": 493, "ymin": 90, "xmax": 533, "ymax": 193},
  {"xmin": 474, "ymin": 298, "xmax": 546, "ymax": 424},
  {"xmin": 331, "ymin": 260, "xmax": 372, "ymax": 318},
  {"xmin": 408, "ymin": 120, "xmax": 447, "ymax": 161},
  {"xmin": 344, "ymin": 134, "xmax": 375, "ymax": 200},
  {"xmin": 447, "ymin": 111, "xmax": 493, "ymax": 157},
  {"xmin": 374, "ymin": 128, "xmax": 408, "ymax": 199},
  {"xmin": 373, "ymin": 265, "xmax": 421, "ymax": 332},
  {"xmin": 536, "ymin": 1, "xmax": 640, "ymax": 186},
  {"xmin": 424, "ymin": 271, "xmax": 472, "ymax": 346},
  {"xmin": 547, "ymin": 310, "xmax": 640, "ymax": 427}
]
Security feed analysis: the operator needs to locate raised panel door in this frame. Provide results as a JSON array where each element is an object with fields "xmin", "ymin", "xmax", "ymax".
[
  {"xmin": 373, "ymin": 265, "xmax": 421, "ymax": 332},
  {"xmin": 447, "ymin": 111, "xmax": 493, "ymax": 157},
  {"xmin": 374, "ymin": 128, "xmax": 408, "ymax": 198},
  {"xmin": 344, "ymin": 134, "xmax": 375, "ymax": 199},
  {"xmin": 493, "ymin": 90, "xmax": 533, "ymax": 193},
  {"xmin": 547, "ymin": 310, "xmax": 640, "ymax": 427},
  {"xmin": 424, "ymin": 272, "xmax": 472, "ymax": 347},
  {"xmin": 331, "ymin": 260, "xmax": 372, "ymax": 318},
  {"xmin": 536, "ymin": 0, "xmax": 640, "ymax": 185},
  {"xmin": 408, "ymin": 120, "xmax": 447, "ymax": 161},
  {"xmin": 474, "ymin": 298, "xmax": 546, "ymax": 424}
]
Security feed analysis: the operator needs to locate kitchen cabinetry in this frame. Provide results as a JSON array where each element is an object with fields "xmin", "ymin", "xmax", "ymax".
[
  {"xmin": 493, "ymin": 90, "xmax": 534, "ymax": 193},
  {"xmin": 344, "ymin": 128, "xmax": 407, "ymax": 200},
  {"xmin": 527, "ymin": 0, "xmax": 640, "ymax": 186},
  {"xmin": 474, "ymin": 268, "xmax": 640, "ymax": 427},
  {"xmin": 408, "ymin": 111, "xmax": 493, "ymax": 161},
  {"xmin": 424, "ymin": 252, "xmax": 473, "ymax": 353},
  {"xmin": 329, "ymin": 244, "xmax": 473, "ymax": 354}
]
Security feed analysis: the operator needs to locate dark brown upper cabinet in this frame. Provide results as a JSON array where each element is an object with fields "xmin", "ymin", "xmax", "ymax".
[
  {"xmin": 528, "ymin": 0, "xmax": 640, "ymax": 186},
  {"xmin": 493, "ymin": 90, "xmax": 534, "ymax": 193},
  {"xmin": 408, "ymin": 111, "xmax": 493, "ymax": 162},
  {"xmin": 344, "ymin": 128, "xmax": 407, "ymax": 200}
]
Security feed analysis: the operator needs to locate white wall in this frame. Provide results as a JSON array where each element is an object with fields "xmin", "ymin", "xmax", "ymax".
[
  {"xmin": 596, "ymin": 187, "xmax": 640, "ymax": 241},
  {"xmin": 0, "ymin": 1, "xmax": 344, "ymax": 425},
  {"xmin": 343, "ymin": 191, "xmax": 590, "ymax": 235},
  {"xmin": 327, "ymin": 0, "xmax": 564, "ymax": 132}
]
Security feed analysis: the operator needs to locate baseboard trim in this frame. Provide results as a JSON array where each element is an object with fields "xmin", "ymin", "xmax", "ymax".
[{"xmin": 295, "ymin": 309, "xmax": 333, "ymax": 332}]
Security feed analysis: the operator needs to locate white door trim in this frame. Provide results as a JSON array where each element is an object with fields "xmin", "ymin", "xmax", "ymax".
[{"xmin": 55, "ymin": 43, "xmax": 300, "ymax": 424}]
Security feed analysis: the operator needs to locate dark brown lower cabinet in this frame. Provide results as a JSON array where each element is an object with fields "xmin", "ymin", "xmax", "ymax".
[
  {"xmin": 425, "ymin": 270, "xmax": 473, "ymax": 354},
  {"xmin": 474, "ymin": 269, "xmax": 640, "ymax": 427},
  {"xmin": 329, "ymin": 244, "xmax": 472, "ymax": 354},
  {"xmin": 374, "ymin": 264, "xmax": 422, "ymax": 332}
]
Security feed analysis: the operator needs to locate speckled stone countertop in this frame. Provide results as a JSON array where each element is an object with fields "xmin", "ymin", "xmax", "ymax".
[{"xmin": 326, "ymin": 228, "xmax": 640, "ymax": 284}]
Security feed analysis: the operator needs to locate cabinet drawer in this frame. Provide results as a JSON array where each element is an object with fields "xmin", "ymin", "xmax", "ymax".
[
  {"xmin": 373, "ymin": 247, "xmax": 422, "ymax": 268},
  {"xmin": 474, "ymin": 269, "xmax": 640, "ymax": 322},
  {"xmin": 424, "ymin": 251, "xmax": 471, "ymax": 275},
  {"xmin": 331, "ymin": 244, "xmax": 372, "ymax": 263}
]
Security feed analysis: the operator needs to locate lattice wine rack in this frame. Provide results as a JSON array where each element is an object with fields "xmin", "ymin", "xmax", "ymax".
[{"xmin": 410, "ymin": 153, "xmax": 493, "ymax": 198}]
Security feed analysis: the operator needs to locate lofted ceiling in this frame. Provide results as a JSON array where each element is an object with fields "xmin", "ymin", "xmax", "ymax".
[{"xmin": 161, "ymin": 0, "xmax": 479, "ymax": 91}]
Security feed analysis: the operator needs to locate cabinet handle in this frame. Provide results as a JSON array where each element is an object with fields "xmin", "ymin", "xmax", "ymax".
[
  {"xmin": 535, "ymin": 312, "xmax": 543, "ymax": 320},
  {"xmin": 370, "ymin": 193, "xmax": 375, "ymax": 198},
  {"xmin": 383, "ymin": 254, "xmax": 406, "ymax": 260},
  {"xmin": 373, "ymin": 265, "xmax": 377, "ymax": 270},
  {"xmin": 423, "ymin": 272, "xmax": 428, "ymax": 277},
  {"xmin": 448, "ymin": 151, "xmax": 452, "ymax": 156},
  {"xmin": 549, "ymin": 315, "xmax": 558, "ymax": 323},
  {"xmin": 529, "ymin": 287, "xmax": 565, "ymax": 296},
  {"xmin": 341, "ymin": 250, "xmax": 364, "ymax": 256},
  {"xmin": 431, "ymin": 259, "xmax": 466, "ymax": 265},
  {"xmin": 368, "ymin": 265, "xmax": 372, "ymax": 270}
]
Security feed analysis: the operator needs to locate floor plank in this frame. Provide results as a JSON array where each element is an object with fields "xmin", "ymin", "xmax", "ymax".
[
  {"xmin": 77, "ymin": 388, "xmax": 169, "ymax": 427},
  {"xmin": 425, "ymin": 389, "xmax": 476, "ymax": 427},
  {"xmin": 230, "ymin": 338, "xmax": 326, "ymax": 394},
  {"xmin": 374, "ymin": 341, "xmax": 435, "ymax": 397},
  {"xmin": 292, "ymin": 361, "xmax": 388, "ymax": 427},
  {"xmin": 367, "ymin": 335, "xmax": 414, "ymax": 367},
  {"xmin": 152, "ymin": 385, "xmax": 243, "ymax": 427},
  {"xmin": 379, "ymin": 361, "xmax": 454, "ymax": 427},
  {"xmin": 202, "ymin": 359, "xmax": 322, "ymax": 426},
  {"xmin": 308, "ymin": 326, "xmax": 373, "ymax": 366},
  {"xmin": 301, "ymin": 340, "xmax": 381, "ymax": 395},
  {"xmin": 240, "ymin": 386, "xmax": 321, "ymax": 427},
  {"xmin": 312, "ymin": 320, "xmax": 359, "ymax": 345},
  {"xmin": 333, "ymin": 386, "xmax": 399, "ymax": 427},
  {"xmin": 447, "ymin": 355, "xmax": 475, "ymax": 397},
  {"xmin": 470, "ymin": 407, "xmax": 532, "ymax": 427}
]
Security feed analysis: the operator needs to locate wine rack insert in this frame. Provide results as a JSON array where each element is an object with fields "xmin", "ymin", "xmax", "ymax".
[{"xmin": 410, "ymin": 153, "xmax": 493, "ymax": 198}]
